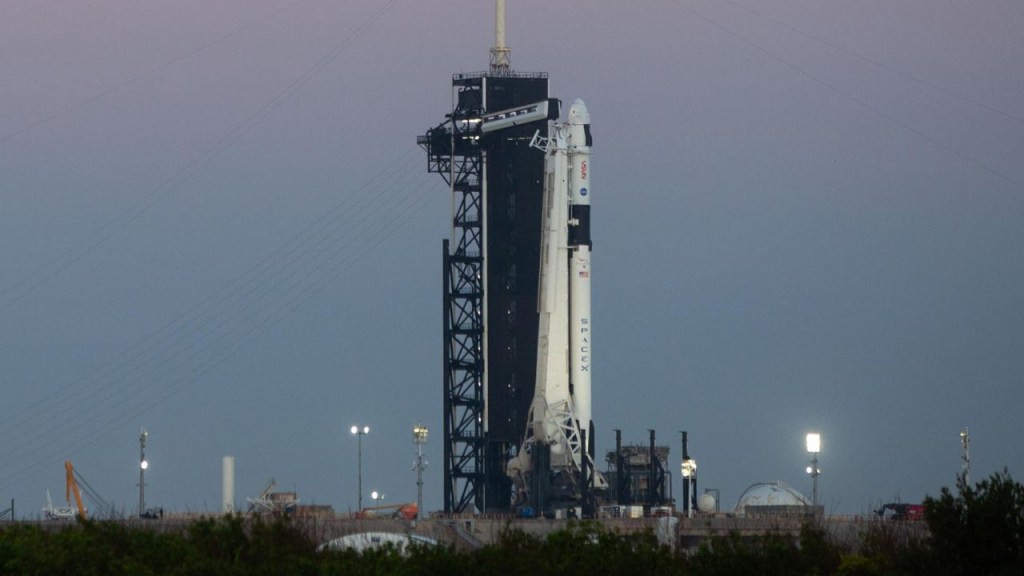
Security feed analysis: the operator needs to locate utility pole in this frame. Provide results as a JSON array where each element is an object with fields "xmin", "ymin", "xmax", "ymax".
[
  {"xmin": 351, "ymin": 425, "xmax": 369, "ymax": 513},
  {"xmin": 139, "ymin": 427, "xmax": 148, "ymax": 517},
  {"xmin": 680, "ymin": 431, "xmax": 696, "ymax": 517},
  {"xmin": 960, "ymin": 427, "xmax": 970, "ymax": 485},
  {"xmin": 413, "ymin": 424, "xmax": 428, "ymax": 523}
]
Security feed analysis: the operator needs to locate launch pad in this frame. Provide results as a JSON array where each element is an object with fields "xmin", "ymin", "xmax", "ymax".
[{"xmin": 420, "ymin": 1, "xmax": 653, "ymax": 517}]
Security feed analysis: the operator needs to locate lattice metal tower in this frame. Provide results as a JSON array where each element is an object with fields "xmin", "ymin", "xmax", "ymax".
[{"xmin": 418, "ymin": 2, "xmax": 548, "ymax": 513}]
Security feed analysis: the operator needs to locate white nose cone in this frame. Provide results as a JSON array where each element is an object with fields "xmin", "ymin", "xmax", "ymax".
[{"xmin": 568, "ymin": 98, "xmax": 590, "ymax": 125}]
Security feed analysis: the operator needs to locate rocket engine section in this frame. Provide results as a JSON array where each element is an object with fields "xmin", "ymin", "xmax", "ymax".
[{"xmin": 507, "ymin": 99, "xmax": 605, "ymax": 513}]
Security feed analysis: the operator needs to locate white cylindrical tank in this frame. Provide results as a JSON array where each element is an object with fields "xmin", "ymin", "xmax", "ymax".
[{"xmin": 222, "ymin": 456, "xmax": 235, "ymax": 514}]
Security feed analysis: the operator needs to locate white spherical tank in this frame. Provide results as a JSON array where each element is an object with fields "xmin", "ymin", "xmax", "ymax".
[{"xmin": 697, "ymin": 493, "xmax": 716, "ymax": 513}]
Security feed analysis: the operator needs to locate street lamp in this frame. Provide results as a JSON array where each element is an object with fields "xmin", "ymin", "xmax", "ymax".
[
  {"xmin": 351, "ymin": 425, "xmax": 370, "ymax": 513},
  {"xmin": 413, "ymin": 424, "xmax": 428, "ymax": 522},
  {"xmin": 806, "ymin": 432, "xmax": 821, "ymax": 509},
  {"xmin": 139, "ymin": 427, "xmax": 148, "ymax": 518}
]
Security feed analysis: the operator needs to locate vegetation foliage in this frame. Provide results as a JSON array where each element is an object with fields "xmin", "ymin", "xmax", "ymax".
[{"xmin": 1, "ymin": 471, "xmax": 1021, "ymax": 575}]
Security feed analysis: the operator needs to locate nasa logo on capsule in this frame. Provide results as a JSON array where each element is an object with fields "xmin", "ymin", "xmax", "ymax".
[{"xmin": 579, "ymin": 187, "xmax": 588, "ymax": 197}]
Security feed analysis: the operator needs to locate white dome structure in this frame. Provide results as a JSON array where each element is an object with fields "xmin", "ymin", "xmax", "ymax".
[
  {"xmin": 319, "ymin": 532, "xmax": 437, "ymax": 554},
  {"xmin": 734, "ymin": 482, "xmax": 811, "ymax": 516}
]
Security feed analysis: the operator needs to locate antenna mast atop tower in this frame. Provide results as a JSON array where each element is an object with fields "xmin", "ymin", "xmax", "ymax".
[{"xmin": 490, "ymin": 0, "xmax": 512, "ymax": 74}]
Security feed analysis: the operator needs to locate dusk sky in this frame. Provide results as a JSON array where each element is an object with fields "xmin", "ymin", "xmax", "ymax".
[{"xmin": 1, "ymin": 0, "xmax": 1021, "ymax": 517}]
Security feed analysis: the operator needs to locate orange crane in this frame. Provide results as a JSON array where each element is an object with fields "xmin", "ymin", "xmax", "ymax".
[{"xmin": 64, "ymin": 461, "xmax": 87, "ymax": 519}]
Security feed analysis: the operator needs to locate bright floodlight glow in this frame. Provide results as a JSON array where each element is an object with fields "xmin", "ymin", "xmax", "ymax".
[
  {"xmin": 806, "ymin": 466, "xmax": 813, "ymax": 474},
  {"xmin": 371, "ymin": 491, "xmax": 379, "ymax": 500},
  {"xmin": 681, "ymin": 458, "xmax": 696, "ymax": 478},
  {"xmin": 413, "ymin": 424, "xmax": 429, "ymax": 444},
  {"xmin": 806, "ymin": 432, "xmax": 821, "ymax": 454},
  {"xmin": 351, "ymin": 425, "xmax": 369, "ymax": 435},
  {"xmin": 140, "ymin": 460, "xmax": 149, "ymax": 470}
]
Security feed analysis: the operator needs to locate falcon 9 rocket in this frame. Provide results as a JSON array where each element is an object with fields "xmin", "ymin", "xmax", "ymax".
[{"xmin": 507, "ymin": 99, "xmax": 604, "ymax": 511}]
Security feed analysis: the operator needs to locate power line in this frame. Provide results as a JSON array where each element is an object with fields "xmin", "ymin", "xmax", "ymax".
[
  {"xmin": 668, "ymin": 0, "xmax": 1023, "ymax": 191},
  {"xmin": 0, "ymin": 147, "xmax": 421, "ymax": 443},
  {"xmin": 0, "ymin": 0, "xmax": 404, "ymax": 312},
  {"xmin": 0, "ymin": 146, "xmax": 438, "ymax": 491},
  {"xmin": 717, "ymin": 0, "xmax": 1023, "ymax": 124},
  {"xmin": 0, "ymin": 148, "xmax": 423, "ymax": 444},
  {"xmin": 0, "ymin": 0, "xmax": 306, "ymax": 146}
]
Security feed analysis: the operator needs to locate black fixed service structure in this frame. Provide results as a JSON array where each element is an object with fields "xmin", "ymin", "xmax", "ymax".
[{"xmin": 419, "ymin": 69, "xmax": 554, "ymax": 513}]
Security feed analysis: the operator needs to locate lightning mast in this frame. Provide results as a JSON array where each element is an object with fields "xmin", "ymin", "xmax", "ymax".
[{"xmin": 490, "ymin": 0, "xmax": 511, "ymax": 74}]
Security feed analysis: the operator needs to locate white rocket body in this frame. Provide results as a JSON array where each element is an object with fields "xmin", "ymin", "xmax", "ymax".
[
  {"xmin": 511, "ymin": 99, "xmax": 597, "ymax": 484},
  {"xmin": 531, "ymin": 129, "xmax": 574, "ymax": 460},
  {"xmin": 567, "ymin": 99, "xmax": 592, "ymax": 439}
]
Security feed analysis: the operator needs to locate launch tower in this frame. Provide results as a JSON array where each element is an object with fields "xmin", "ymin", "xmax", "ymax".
[{"xmin": 419, "ymin": 1, "xmax": 550, "ymax": 513}]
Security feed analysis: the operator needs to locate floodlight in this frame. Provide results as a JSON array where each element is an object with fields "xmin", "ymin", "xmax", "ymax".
[
  {"xmin": 806, "ymin": 433, "xmax": 821, "ymax": 454},
  {"xmin": 681, "ymin": 458, "xmax": 696, "ymax": 478},
  {"xmin": 805, "ymin": 432, "xmax": 822, "ymax": 509},
  {"xmin": 413, "ymin": 424, "xmax": 428, "ymax": 522},
  {"xmin": 413, "ymin": 424, "xmax": 429, "ymax": 444},
  {"xmin": 351, "ymin": 425, "xmax": 370, "ymax": 511}
]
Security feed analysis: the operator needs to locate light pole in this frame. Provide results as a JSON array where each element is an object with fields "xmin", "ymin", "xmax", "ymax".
[
  {"xmin": 351, "ymin": 425, "xmax": 369, "ymax": 512},
  {"xmin": 806, "ymin": 432, "xmax": 821, "ymax": 509},
  {"xmin": 413, "ymin": 424, "xmax": 428, "ymax": 522},
  {"xmin": 960, "ymin": 427, "xmax": 970, "ymax": 485},
  {"xmin": 680, "ymin": 431, "xmax": 696, "ymax": 517},
  {"xmin": 139, "ymin": 427, "xmax": 148, "ymax": 518}
]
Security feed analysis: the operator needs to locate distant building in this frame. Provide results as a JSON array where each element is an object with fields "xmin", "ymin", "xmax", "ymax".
[
  {"xmin": 604, "ymin": 443, "xmax": 672, "ymax": 508},
  {"xmin": 294, "ymin": 504, "xmax": 334, "ymax": 518}
]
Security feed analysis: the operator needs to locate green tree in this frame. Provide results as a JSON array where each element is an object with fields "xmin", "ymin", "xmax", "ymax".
[
  {"xmin": 799, "ymin": 522, "xmax": 842, "ymax": 575},
  {"xmin": 925, "ymin": 469, "xmax": 1024, "ymax": 576},
  {"xmin": 841, "ymin": 517, "xmax": 934, "ymax": 576},
  {"xmin": 689, "ymin": 530, "xmax": 810, "ymax": 576}
]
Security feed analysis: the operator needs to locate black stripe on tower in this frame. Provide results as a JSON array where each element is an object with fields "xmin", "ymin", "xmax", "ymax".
[{"xmin": 569, "ymin": 205, "xmax": 591, "ymax": 248}]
